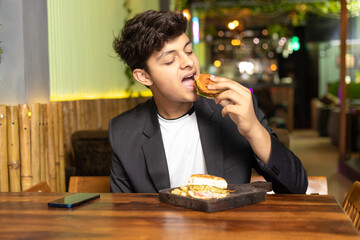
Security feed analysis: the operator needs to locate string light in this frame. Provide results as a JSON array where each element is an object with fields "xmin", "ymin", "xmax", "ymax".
[
  {"xmin": 231, "ymin": 39, "xmax": 241, "ymax": 46},
  {"xmin": 182, "ymin": 9, "xmax": 191, "ymax": 21},
  {"xmin": 214, "ymin": 60, "xmax": 222, "ymax": 67},
  {"xmin": 228, "ymin": 22, "xmax": 236, "ymax": 30},
  {"xmin": 270, "ymin": 64, "xmax": 278, "ymax": 71},
  {"xmin": 218, "ymin": 44, "xmax": 225, "ymax": 51}
]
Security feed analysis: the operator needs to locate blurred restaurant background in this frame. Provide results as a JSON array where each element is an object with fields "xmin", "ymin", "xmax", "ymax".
[{"xmin": 0, "ymin": 0, "xmax": 359, "ymax": 202}]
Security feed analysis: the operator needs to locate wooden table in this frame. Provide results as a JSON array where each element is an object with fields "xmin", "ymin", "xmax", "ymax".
[{"xmin": 0, "ymin": 193, "xmax": 359, "ymax": 239}]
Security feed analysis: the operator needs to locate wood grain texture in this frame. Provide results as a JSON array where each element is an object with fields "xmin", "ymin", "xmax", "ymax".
[
  {"xmin": 0, "ymin": 105, "xmax": 9, "ymax": 192},
  {"xmin": 19, "ymin": 104, "xmax": 32, "ymax": 191},
  {"xmin": 30, "ymin": 103, "xmax": 41, "ymax": 185},
  {"xmin": 0, "ymin": 193, "xmax": 358, "ymax": 240},
  {"xmin": 68, "ymin": 176, "xmax": 110, "ymax": 193},
  {"xmin": 39, "ymin": 104, "xmax": 46, "ymax": 182},
  {"xmin": 58, "ymin": 103, "xmax": 66, "ymax": 192},
  {"xmin": 343, "ymin": 181, "xmax": 360, "ymax": 230},
  {"xmin": 51, "ymin": 103, "xmax": 60, "ymax": 192},
  {"xmin": 7, "ymin": 106, "xmax": 21, "ymax": 192},
  {"xmin": 45, "ymin": 103, "xmax": 57, "ymax": 192}
]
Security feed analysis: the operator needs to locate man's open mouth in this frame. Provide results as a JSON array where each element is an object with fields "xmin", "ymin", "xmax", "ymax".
[{"xmin": 182, "ymin": 73, "xmax": 195, "ymax": 89}]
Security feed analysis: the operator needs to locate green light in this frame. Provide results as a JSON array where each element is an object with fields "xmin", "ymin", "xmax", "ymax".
[{"xmin": 291, "ymin": 36, "xmax": 300, "ymax": 51}]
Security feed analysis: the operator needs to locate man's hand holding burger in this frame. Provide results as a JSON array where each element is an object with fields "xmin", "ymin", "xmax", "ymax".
[{"xmin": 195, "ymin": 74, "xmax": 271, "ymax": 164}]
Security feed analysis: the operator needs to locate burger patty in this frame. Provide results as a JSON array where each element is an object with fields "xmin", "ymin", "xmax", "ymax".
[
  {"xmin": 188, "ymin": 185, "xmax": 228, "ymax": 194},
  {"xmin": 194, "ymin": 74, "xmax": 223, "ymax": 98}
]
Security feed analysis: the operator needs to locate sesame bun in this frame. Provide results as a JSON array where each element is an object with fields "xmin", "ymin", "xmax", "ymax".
[{"xmin": 194, "ymin": 74, "xmax": 222, "ymax": 98}]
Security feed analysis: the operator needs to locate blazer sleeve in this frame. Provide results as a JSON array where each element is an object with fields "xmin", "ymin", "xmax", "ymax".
[
  {"xmin": 108, "ymin": 118, "xmax": 135, "ymax": 193},
  {"xmin": 251, "ymin": 95, "xmax": 308, "ymax": 194}
]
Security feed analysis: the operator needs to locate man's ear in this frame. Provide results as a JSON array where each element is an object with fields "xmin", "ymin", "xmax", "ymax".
[{"xmin": 133, "ymin": 69, "xmax": 153, "ymax": 87}]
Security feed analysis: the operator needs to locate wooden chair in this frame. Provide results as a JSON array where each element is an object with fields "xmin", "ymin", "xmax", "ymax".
[
  {"xmin": 23, "ymin": 181, "xmax": 52, "ymax": 192},
  {"xmin": 250, "ymin": 175, "xmax": 328, "ymax": 195},
  {"xmin": 68, "ymin": 176, "xmax": 110, "ymax": 193},
  {"xmin": 71, "ymin": 130, "xmax": 112, "ymax": 176},
  {"xmin": 343, "ymin": 181, "xmax": 360, "ymax": 231}
]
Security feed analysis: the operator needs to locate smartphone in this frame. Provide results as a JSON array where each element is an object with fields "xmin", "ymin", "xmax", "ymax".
[{"xmin": 48, "ymin": 193, "xmax": 100, "ymax": 208}]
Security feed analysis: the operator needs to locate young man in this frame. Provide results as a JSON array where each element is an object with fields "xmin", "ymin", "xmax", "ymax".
[{"xmin": 110, "ymin": 10, "xmax": 308, "ymax": 193}]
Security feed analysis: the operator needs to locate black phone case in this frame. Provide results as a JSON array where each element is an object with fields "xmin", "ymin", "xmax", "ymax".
[{"xmin": 48, "ymin": 193, "xmax": 100, "ymax": 208}]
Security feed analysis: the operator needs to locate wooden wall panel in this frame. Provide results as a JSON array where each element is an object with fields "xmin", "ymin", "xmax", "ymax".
[
  {"xmin": 19, "ymin": 104, "xmax": 32, "ymax": 191},
  {"xmin": 0, "ymin": 97, "xmax": 149, "ymax": 192},
  {"xmin": 7, "ymin": 106, "xmax": 21, "ymax": 192},
  {"xmin": 0, "ymin": 105, "xmax": 9, "ymax": 192}
]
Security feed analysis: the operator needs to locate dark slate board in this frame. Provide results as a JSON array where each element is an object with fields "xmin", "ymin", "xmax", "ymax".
[{"xmin": 159, "ymin": 182, "xmax": 272, "ymax": 213}]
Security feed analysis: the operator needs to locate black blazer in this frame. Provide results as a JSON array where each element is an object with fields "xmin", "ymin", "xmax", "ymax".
[{"xmin": 109, "ymin": 97, "xmax": 308, "ymax": 194}]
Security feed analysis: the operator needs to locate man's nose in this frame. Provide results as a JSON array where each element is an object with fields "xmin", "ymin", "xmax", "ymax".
[{"xmin": 179, "ymin": 53, "xmax": 193, "ymax": 69}]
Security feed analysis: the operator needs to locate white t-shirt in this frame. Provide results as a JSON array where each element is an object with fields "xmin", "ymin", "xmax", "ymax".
[{"xmin": 158, "ymin": 110, "xmax": 207, "ymax": 188}]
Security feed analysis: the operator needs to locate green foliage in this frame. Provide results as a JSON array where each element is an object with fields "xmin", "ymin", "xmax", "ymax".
[
  {"xmin": 180, "ymin": 0, "xmax": 360, "ymax": 25},
  {"xmin": 328, "ymin": 82, "xmax": 360, "ymax": 100},
  {"xmin": 267, "ymin": 24, "xmax": 291, "ymax": 38}
]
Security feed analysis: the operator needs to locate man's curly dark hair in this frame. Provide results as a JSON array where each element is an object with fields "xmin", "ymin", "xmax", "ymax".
[{"xmin": 113, "ymin": 10, "xmax": 188, "ymax": 72}]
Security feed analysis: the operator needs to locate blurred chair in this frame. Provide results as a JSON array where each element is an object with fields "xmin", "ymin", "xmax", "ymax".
[
  {"xmin": 68, "ymin": 176, "xmax": 110, "ymax": 193},
  {"xmin": 250, "ymin": 175, "xmax": 328, "ymax": 195},
  {"xmin": 23, "ymin": 181, "xmax": 51, "ymax": 192},
  {"xmin": 67, "ymin": 130, "xmax": 112, "ymax": 190},
  {"xmin": 71, "ymin": 130, "xmax": 112, "ymax": 176},
  {"xmin": 343, "ymin": 181, "xmax": 360, "ymax": 231}
]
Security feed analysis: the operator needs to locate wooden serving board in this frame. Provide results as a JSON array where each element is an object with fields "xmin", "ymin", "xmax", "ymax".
[{"xmin": 159, "ymin": 182, "xmax": 272, "ymax": 213}]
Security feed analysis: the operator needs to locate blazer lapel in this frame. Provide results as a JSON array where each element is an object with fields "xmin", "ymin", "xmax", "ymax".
[
  {"xmin": 195, "ymin": 98, "xmax": 225, "ymax": 178},
  {"xmin": 141, "ymin": 99, "xmax": 170, "ymax": 191}
]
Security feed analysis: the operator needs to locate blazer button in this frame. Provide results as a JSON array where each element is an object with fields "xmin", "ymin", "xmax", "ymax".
[{"xmin": 271, "ymin": 166, "xmax": 280, "ymax": 176}]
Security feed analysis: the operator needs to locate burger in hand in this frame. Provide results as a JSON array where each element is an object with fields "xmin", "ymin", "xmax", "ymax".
[{"xmin": 194, "ymin": 74, "xmax": 223, "ymax": 98}]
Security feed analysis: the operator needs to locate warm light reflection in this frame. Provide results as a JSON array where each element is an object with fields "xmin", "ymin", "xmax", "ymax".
[
  {"xmin": 50, "ymin": 91, "xmax": 153, "ymax": 102},
  {"xmin": 239, "ymin": 61, "xmax": 254, "ymax": 75},
  {"xmin": 214, "ymin": 60, "xmax": 222, "ymax": 68},
  {"xmin": 270, "ymin": 64, "xmax": 278, "ymax": 71},
  {"xmin": 231, "ymin": 39, "xmax": 241, "ymax": 46},
  {"xmin": 345, "ymin": 75, "xmax": 351, "ymax": 84},
  {"xmin": 28, "ymin": 112, "xmax": 32, "ymax": 117},
  {"xmin": 182, "ymin": 9, "xmax": 191, "ymax": 21},
  {"xmin": 228, "ymin": 22, "xmax": 236, "ymax": 30},
  {"xmin": 218, "ymin": 44, "xmax": 225, "ymax": 51},
  {"xmin": 346, "ymin": 53, "xmax": 355, "ymax": 68}
]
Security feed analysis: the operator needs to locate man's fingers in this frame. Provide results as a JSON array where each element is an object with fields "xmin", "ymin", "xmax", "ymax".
[
  {"xmin": 221, "ymin": 104, "xmax": 240, "ymax": 118},
  {"xmin": 215, "ymin": 90, "xmax": 242, "ymax": 106}
]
